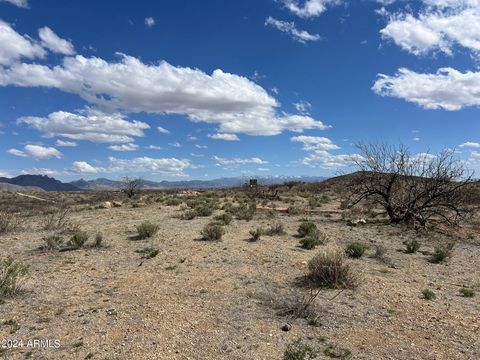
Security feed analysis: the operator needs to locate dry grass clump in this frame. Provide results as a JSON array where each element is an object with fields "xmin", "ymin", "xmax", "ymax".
[
  {"xmin": 228, "ymin": 202, "xmax": 256, "ymax": 221},
  {"xmin": 135, "ymin": 221, "xmax": 159, "ymax": 240},
  {"xmin": 0, "ymin": 256, "xmax": 29, "ymax": 299},
  {"xmin": 265, "ymin": 223, "xmax": 286, "ymax": 236},
  {"xmin": 284, "ymin": 339, "xmax": 317, "ymax": 360},
  {"xmin": 42, "ymin": 234, "xmax": 64, "ymax": 250},
  {"xmin": 431, "ymin": 241, "xmax": 455, "ymax": 263},
  {"xmin": 249, "ymin": 227, "xmax": 264, "ymax": 242},
  {"xmin": 200, "ymin": 224, "xmax": 225, "ymax": 241},
  {"xmin": 179, "ymin": 209, "xmax": 197, "ymax": 220},
  {"xmin": 67, "ymin": 231, "xmax": 89, "ymax": 249},
  {"xmin": 308, "ymin": 248, "xmax": 357, "ymax": 289},
  {"xmin": 213, "ymin": 213, "xmax": 233, "ymax": 226},
  {"xmin": 0, "ymin": 211, "xmax": 22, "ymax": 234},
  {"xmin": 404, "ymin": 239, "xmax": 421, "ymax": 254}
]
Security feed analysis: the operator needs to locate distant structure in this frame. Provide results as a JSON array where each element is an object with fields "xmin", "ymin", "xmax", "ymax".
[{"xmin": 249, "ymin": 179, "xmax": 258, "ymax": 187}]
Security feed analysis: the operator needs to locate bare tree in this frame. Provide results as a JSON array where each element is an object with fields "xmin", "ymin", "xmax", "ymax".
[
  {"xmin": 122, "ymin": 177, "xmax": 143, "ymax": 198},
  {"xmin": 348, "ymin": 143, "xmax": 474, "ymax": 226}
]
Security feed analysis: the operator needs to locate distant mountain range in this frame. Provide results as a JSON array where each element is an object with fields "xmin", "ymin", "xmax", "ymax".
[{"xmin": 0, "ymin": 174, "xmax": 327, "ymax": 192}]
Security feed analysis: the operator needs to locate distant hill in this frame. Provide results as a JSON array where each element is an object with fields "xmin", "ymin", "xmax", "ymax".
[
  {"xmin": 0, "ymin": 182, "xmax": 45, "ymax": 192},
  {"xmin": 0, "ymin": 175, "xmax": 80, "ymax": 192},
  {"xmin": 70, "ymin": 175, "xmax": 327, "ymax": 190}
]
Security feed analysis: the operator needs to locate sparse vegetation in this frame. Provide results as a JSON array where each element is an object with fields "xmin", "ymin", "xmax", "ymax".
[
  {"xmin": 94, "ymin": 233, "xmax": 104, "ymax": 247},
  {"xmin": 67, "ymin": 231, "xmax": 89, "ymax": 249},
  {"xmin": 284, "ymin": 339, "xmax": 317, "ymax": 360},
  {"xmin": 136, "ymin": 221, "xmax": 159, "ymax": 240},
  {"xmin": 0, "ymin": 211, "xmax": 22, "ymax": 234},
  {"xmin": 265, "ymin": 223, "xmax": 286, "ymax": 236},
  {"xmin": 42, "ymin": 234, "xmax": 64, "ymax": 250},
  {"xmin": 180, "ymin": 209, "xmax": 197, "ymax": 220},
  {"xmin": 135, "ymin": 247, "xmax": 159, "ymax": 259},
  {"xmin": 298, "ymin": 222, "xmax": 317, "ymax": 237},
  {"xmin": 0, "ymin": 256, "xmax": 29, "ymax": 299},
  {"xmin": 404, "ymin": 239, "xmax": 421, "ymax": 254},
  {"xmin": 249, "ymin": 227, "xmax": 264, "ymax": 242},
  {"xmin": 200, "ymin": 224, "xmax": 225, "ymax": 241},
  {"xmin": 308, "ymin": 248, "xmax": 356, "ymax": 288},
  {"xmin": 345, "ymin": 242, "xmax": 368, "ymax": 258},
  {"xmin": 213, "ymin": 213, "xmax": 233, "ymax": 226},
  {"xmin": 122, "ymin": 176, "xmax": 143, "ymax": 198},
  {"xmin": 422, "ymin": 289, "xmax": 436, "ymax": 300},
  {"xmin": 300, "ymin": 230, "xmax": 323, "ymax": 250},
  {"xmin": 459, "ymin": 287, "xmax": 475, "ymax": 298},
  {"xmin": 431, "ymin": 241, "xmax": 455, "ymax": 263}
]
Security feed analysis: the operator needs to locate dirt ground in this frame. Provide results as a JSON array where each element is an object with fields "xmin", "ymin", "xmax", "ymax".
[{"xmin": 0, "ymin": 190, "xmax": 479, "ymax": 359}]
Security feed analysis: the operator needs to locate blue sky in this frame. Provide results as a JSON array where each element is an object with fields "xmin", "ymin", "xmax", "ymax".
[{"xmin": 1, "ymin": 0, "xmax": 479, "ymax": 181}]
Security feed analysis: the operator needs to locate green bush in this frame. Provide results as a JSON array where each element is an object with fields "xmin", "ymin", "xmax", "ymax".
[
  {"xmin": 298, "ymin": 222, "xmax": 317, "ymax": 237},
  {"xmin": 201, "ymin": 224, "xmax": 225, "ymax": 241},
  {"xmin": 0, "ymin": 257, "xmax": 29, "ymax": 299},
  {"xmin": 136, "ymin": 221, "xmax": 159, "ymax": 240},
  {"xmin": 422, "ymin": 289, "xmax": 436, "ymax": 300},
  {"xmin": 213, "ymin": 213, "xmax": 233, "ymax": 226},
  {"xmin": 459, "ymin": 287, "xmax": 475, "ymax": 298},
  {"xmin": 308, "ymin": 249, "xmax": 356, "ymax": 288},
  {"xmin": 194, "ymin": 205, "xmax": 214, "ymax": 217},
  {"xmin": 230, "ymin": 202, "xmax": 256, "ymax": 221},
  {"xmin": 345, "ymin": 242, "xmax": 368, "ymax": 258},
  {"xmin": 249, "ymin": 228, "xmax": 264, "ymax": 242},
  {"xmin": 404, "ymin": 239, "xmax": 421, "ymax": 254},
  {"xmin": 180, "ymin": 210, "xmax": 197, "ymax": 220},
  {"xmin": 284, "ymin": 339, "xmax": 317, "ymax": 360},
  {"xmin": 68, "ymin": 231, "xmax": 89, "ymax": 249},
  {"xmin": 42, "ymin": 234, "xmax": 64, "ymax": 250},
  {"xmin": 431, "ymin": 241, "xmax": 455, "ymax": 263},
  {"xmin": 165, "ymin": 198, "xmax": 182, "ymax": 206}
]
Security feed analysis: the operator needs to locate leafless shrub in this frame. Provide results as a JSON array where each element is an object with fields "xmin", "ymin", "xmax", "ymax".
[
  {"xmin": 348, "ymin": 143, "xmax": 474, "ymax": 226},
  {"xmin": 0, "ymin": 212, "xmax": 22, "ymax": 234},
  {"xmin": 43, "ymin": 209, "xmax": 74, "ymax": 232},
  {"xmin": 0, "ymin": 257, "xmax": 29, "ymax": 299},
  {"xmin": 122, "ymin": 176, "xmax": 143, "ymax": 199}
]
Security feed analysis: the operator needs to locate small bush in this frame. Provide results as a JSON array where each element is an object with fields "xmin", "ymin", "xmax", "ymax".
[
  {"xmin": 42, "ymin": 234, "xmax": 64, "ymax": 250},
  {"xmin": 213, "ymin": 213, "xmax": 233, "ymax": 226},
  {"xmin": 180, "ymin": 210, "xmax": 197, "ymax": 220},
  {"xmin": 300, "ymin": 230, "xmax": 323, "ymax": 250},
  {"xmin": 165, "ymin": 198, "xmax": 182, "ymax": 206},
  {"xmin": 249, "ymin": 228, "xmax": 264, "ymax": 242},
  {"xmin": 68, "ymin": 231, "xmax": 89, "ymax": 249},
  {"xmin": 265, "ymin": 223, "xmax": 286, "ymax": 236},
  {"xmin": 284, "ymin": 339, "xmax": 317, "ymax": 360},
  {"xmin": 0, "ymin": 212, "xmax": 22, "ymax": 234},
  {"xmin": 431, "ymin": 241, "xmax": 455, "ymax": 263},
  {"xmin": 230, "ymin": 202, "xmax": 256, "ymax": 221},
  {"xmin": 422, "ymin": 289, "xmax": 436, "ymax": 300},
  {"xmin": 404, "ymin": 239, "xmax": 421, "ymax": 254},
  {"xmin": 308, "ymin": 248, "xmax": 356, "ymax": 288},
  {"xmin": 345, "ymin": 242, "xmax": 368, "ymax": 258},
  {"xmin": 135, "ymin": 247, "xmax": 159, "ymax": 259},
  {"xmin": 298, "ymin": 222, "xmax": 317, "ymax": 237},
  {"xmin": 459, "ymin": 287, "xmax": 475, "ymax": 298},
  {"xmin": 0, "ymin": 257, "xmax": 29, "ymax": 299},
  {"xmin": 201, "ymin": 224, "xmax": 225, "ymax": 241},
  {"xmin": 136, "ymin": 221, "xmax": 159, "ymax": 240},
  {"xmin": 374, "ymin": 244, "xmax": 387, "ymax": 259},
  {"xmin": 194, "ymin": 205, "xmax": 213, "ymax": 217},
  {"xmin": 43, "ymin": 209, "xmax": 72, "ymax": 232}
]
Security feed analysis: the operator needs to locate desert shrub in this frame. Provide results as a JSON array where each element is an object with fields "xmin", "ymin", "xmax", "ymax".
[
  {"xmin": 265, "ymin": 223, "xmax": 286, "ymax": 236},
  {"xmin": 0, "ymin": 212, "xmax": 22, "ymax": 234},
  {"xmin": 404, "ymin": 239, "xmax": 421, "ymax": 253},
  {"xmin": 194, "ymin": 205, "xmax": 213, "ymax": 217},
  {"xmin": 459, "ymin": 287, "xmax": 475, "ymax": 297},
  {"xmin": 298, "ymin": 222, "xmax": 317, "ymax": 237},
  {"xmin": 230, "ymin": 202, "xmax": 256, "ymax": 221},
  {"xmin": 249, "ymin": 228, "xmax": 264, "ymax": 242},
  {"xmin": 67, "ymin": 231, "xmax": 89, "ymax": 249},
  {"xmin": 135, "ymin": 221, "xmax": 159, "ymax": 240},
  {"xmin": 94, "ymin": 233, "xmax": 104, "ymax": 247},
  {"xmin": 345, "ymin": 242, "xmax": 368, "ymax": 258},
  {"xmin": 0, "ymin": 257, "xmax": 29, "ymax": 299},
  {"xmin": 422, "ymin": 289, "xmax": 436, "ymax": 300},
  {"xmin": 180, "ymin": 210, "xmax": 197, "ymax": 220},
  {"xmin": 201, "ymin": 224, "xmax": 225, "ymax": 241},
  {"xmin": 284, "ymin": 339, "xmax": 317, "ymax": 360},
  {"xmin": 287, "ymin": 206, "xmax": 302, "ymax": 215},
  {"xmin": 213, "ymin": 213, "xmax": 233, "ymax": 226},
  {"xmin": 431, "ymin": 241, "xmax": 455, "ymax": 263},
  {"xmin": 165, "ymin": 198, "xmax": 182, "ymax": 206},
  {"xmin": 300, "ymin": 229, "xmax": 328, "ymax": 250},
  {"xmin": 308, "ymin": 249, "xmax": 356, "ymax": 288},
  {"xmin": 42, "ymin": 234, "xmax": 64, "ymax": 250},
  {"xmin": 43, "ymin": 209, "xmax": 77, "ymax": 233},
  {"xmin": 323, "ymin": 345, "xmax": 351, "ymax": 359}
]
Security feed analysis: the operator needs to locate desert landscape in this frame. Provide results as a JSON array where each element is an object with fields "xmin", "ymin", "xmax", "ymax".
[{"xmin": 1, "ymin": 173, "xmax": 479, "ymax": 360}]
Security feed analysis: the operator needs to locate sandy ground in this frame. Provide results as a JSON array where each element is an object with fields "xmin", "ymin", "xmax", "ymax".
[{"xmin": 0, "ymin": 193, "xmax": 479, "ymax": 359}]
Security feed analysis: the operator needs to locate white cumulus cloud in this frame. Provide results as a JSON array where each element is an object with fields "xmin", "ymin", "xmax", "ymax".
[
  {"xmin": 265, "ymin": 17, "xmax": 321, "ymax": 43},
  {"xmin": 208, "ymin": 133, "xmax": 239, "ymax": 141},
  {"xmin": 282, "ymin": 0, "xmax": 342, "ymax": 18},
  {"xmin": 71, "ymin": 161, "xmax": 98, "ymax": 174},
  {"xmin": 8, "ymin": 144, "xmax": 63, "ymax": 160},
  {"xmin": 0, "ymin": 20, "xmax": 45, "ymax": 65}
]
